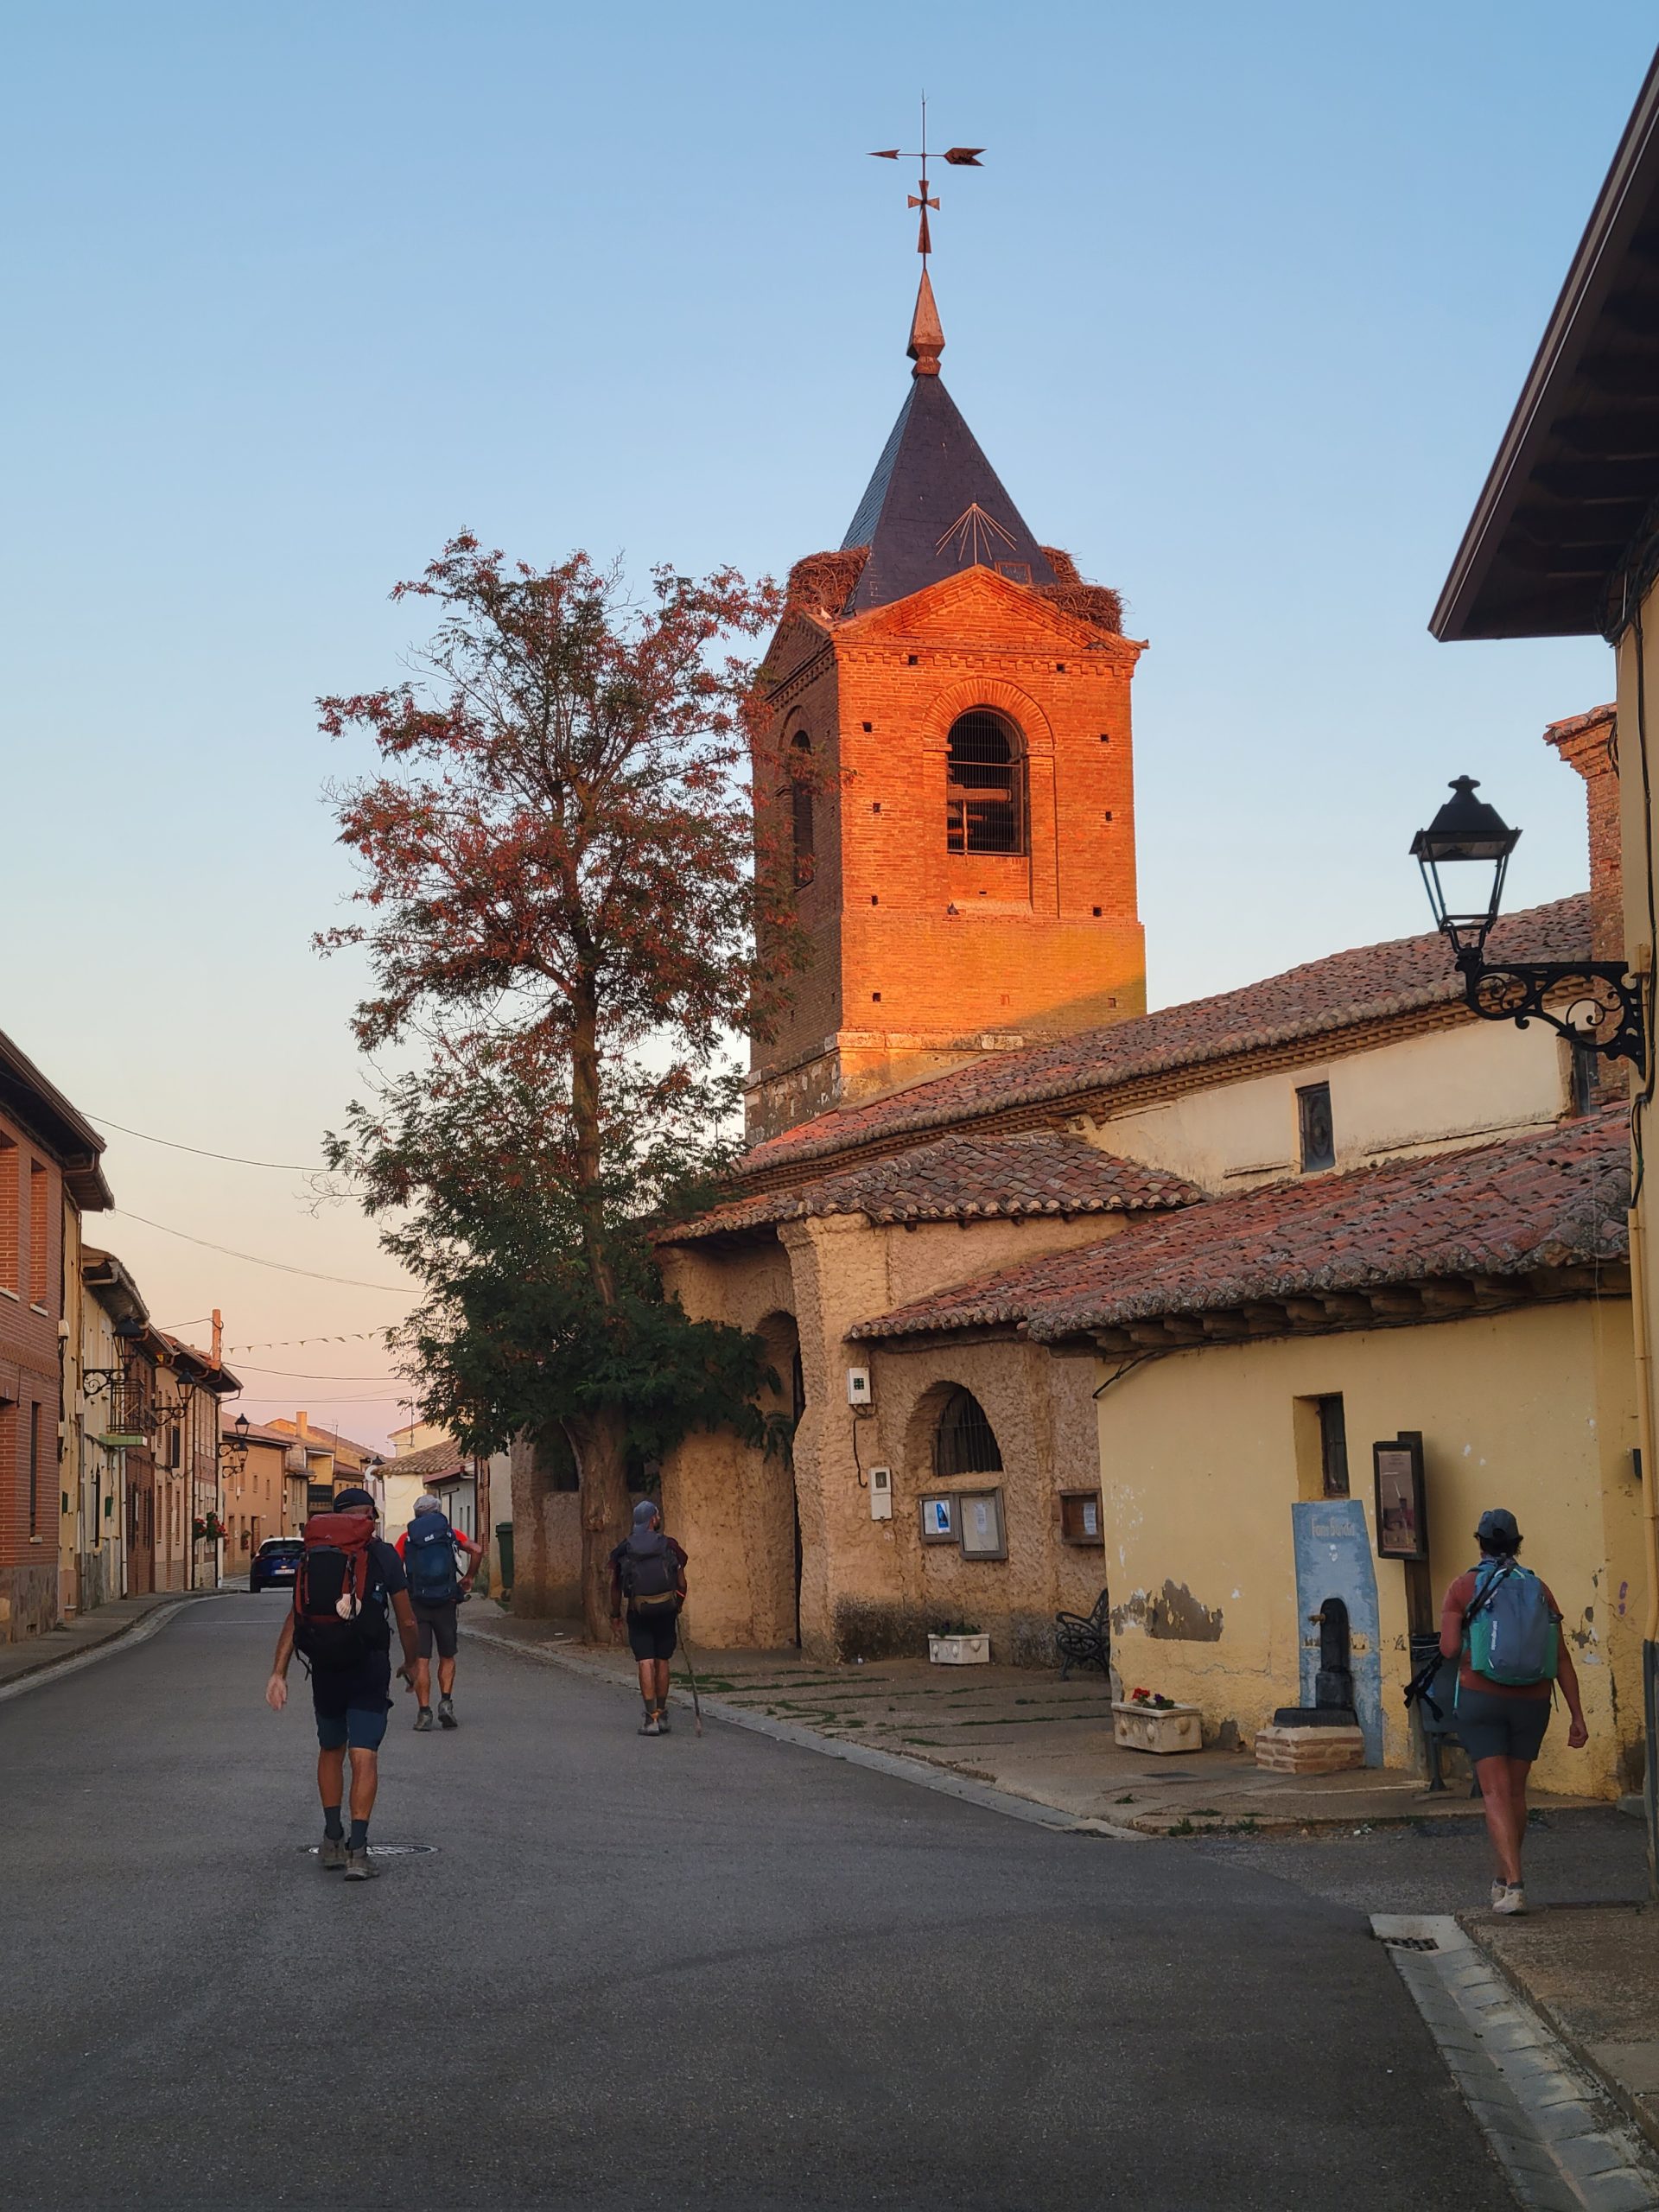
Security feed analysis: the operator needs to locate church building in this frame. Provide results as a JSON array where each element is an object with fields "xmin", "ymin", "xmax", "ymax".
[{"xmin": 579, "ymin": 263, "xmax": 1647, "ymax": 1802}]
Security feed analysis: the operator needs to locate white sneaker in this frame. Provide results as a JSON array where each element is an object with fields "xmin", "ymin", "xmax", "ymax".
[
  {"xmin": 1491, "ymin": 1879, "xmax": 1507, "ymax": 1909},
  {"xmin": 1494, "ymin": 1884, "xmax": 1529, "ymax": 1915}
]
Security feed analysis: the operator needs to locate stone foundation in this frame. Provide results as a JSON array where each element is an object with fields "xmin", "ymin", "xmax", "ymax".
[
  {"xmin": 0, "ymin": 1560, "xmax": 60, "ymax": 1643},
  {"xmin": 1253, "ymin": 1722, "xmax": 1366, "ymax": 1775}
]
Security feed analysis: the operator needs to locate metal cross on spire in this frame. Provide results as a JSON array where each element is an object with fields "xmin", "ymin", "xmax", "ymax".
[{"xmin": 869, "ymin": 99, "xmax": 984, "ymax": 263}]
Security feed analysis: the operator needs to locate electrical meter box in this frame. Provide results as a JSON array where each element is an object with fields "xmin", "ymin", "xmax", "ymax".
[
  {"xmin": 869, "ymin": 1466, "xmax": 893, "ymax": 1520},
  {"xmin": 846, "ymin": 1366, "xmax": 872, "ymax": 1408}
]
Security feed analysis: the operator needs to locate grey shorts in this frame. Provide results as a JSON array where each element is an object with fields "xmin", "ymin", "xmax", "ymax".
[
  {"xmin": 1456, "ymin": 1688, "xmax": 1551, "ymax": 1764},
  {"xmin": 412, "ymin": 1600, "xmax": 459, "ymax": 1661}
]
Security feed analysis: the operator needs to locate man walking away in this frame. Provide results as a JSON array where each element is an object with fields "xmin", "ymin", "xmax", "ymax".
[
  {"xmin": 265, "ymin": 1485, "xmax": 421, "ymax": 1880},
  {"xmin": 610, "ymin": 1500, "xmax": 687, "ymax": 1736},
  {"xmin": 395, "ymin": 1494, "xmax": 486, "ymax": 1732},
  {"xmin": 1440, "ymin": 1508, "xmax": 1587, "ymax": 1915}
]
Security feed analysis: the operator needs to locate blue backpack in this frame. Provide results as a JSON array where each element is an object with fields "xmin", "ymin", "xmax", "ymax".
[
  {"xmin": 1465, "ymin": 1559, "xmax": 1559, "ymax": 1688},
  {"xmin": 404, "ymin": 1512, "xmax": 459, "ymax": 1607}
]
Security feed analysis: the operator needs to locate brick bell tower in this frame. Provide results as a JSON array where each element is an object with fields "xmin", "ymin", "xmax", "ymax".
[{"xmin": 747, "ymin": 267, "xmax": 1146, "ymax": 1143}]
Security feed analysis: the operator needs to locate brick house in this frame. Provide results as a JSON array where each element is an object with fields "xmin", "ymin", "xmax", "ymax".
[{"xmin": 0, "ymin": 1028, "xmax": 111, "ymax": 1643}]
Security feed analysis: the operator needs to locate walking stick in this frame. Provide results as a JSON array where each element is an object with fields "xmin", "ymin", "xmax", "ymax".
[{"xmin": 677, "ymin": 1607, "xmax": 704, "ymax": 1738}]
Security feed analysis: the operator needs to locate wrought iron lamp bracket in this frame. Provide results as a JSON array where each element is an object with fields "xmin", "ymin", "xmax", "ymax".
[{"xmin": 1452, "ymin": 950, "xmax": 1648, "ymax": 1070}]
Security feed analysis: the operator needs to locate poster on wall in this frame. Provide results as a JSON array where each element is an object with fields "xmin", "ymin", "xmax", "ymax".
[
  {"xmin": 919, "ymin": 1496, "xmax": 956, "ymax": 1543},
  {"xmin": 1372, "ymin": 1432, "xmax": 1428, "ymax": 1560}
]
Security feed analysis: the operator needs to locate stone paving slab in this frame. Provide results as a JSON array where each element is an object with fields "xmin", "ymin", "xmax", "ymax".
[
  {"xmin": 1373, "ymin": 1915, "xmax": 1659, "ymax": 2209},
  {"xmin": 471, "ymin": 1613, "xmax": 1603, "ymax": 1836},
  {"xmin": 0, "ymin": 1589, "xmax": 206, "ymax": 1698}
]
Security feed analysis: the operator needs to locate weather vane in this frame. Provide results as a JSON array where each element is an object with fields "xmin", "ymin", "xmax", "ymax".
[{"xmin": 870, "ymin": 99, "xmax": 983, "ymax": 262}]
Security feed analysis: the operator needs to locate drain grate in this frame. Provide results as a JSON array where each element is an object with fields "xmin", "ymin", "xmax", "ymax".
[
  {"xmin": 1379, "ymin": 1934, "xmax": 1439, "ymax": 1951},
  {"xmin": 300, "ymin": 1844, "xmax": 438, "ymax": 1857}
]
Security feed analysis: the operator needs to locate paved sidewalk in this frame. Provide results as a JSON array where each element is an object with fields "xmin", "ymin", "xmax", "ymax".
[
  {"xmin": 0, "ymin": 1590, "xmax": 205, "ymax": 1696},
  {"xmin": 463, "ymin": 1614, "xmax": 1604, "ymax": 1836},
  {"xmin": 1468, "ymin": 1904, "xmax": 1659, "ymax": 2164}
]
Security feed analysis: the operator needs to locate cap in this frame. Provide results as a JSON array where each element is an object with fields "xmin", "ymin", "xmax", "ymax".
[
  {"xmin": 414, "ymin": 1494, "xmax": 444, "ymax": 1515},
  {"xmin": 1476, "ymin": 1508, "xmax": 1521, "ymax": 1544},
  {"xmin": 333, "ymin": 1486, "xmax": 378, "ymax": 1515},
  {"xmin": 632, "ymin": 1498, "xmax": 661, "ymax": 1529}
]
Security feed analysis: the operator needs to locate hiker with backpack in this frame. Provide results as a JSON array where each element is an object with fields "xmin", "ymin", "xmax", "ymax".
[
  {"xmin": 609, "ymin": 1498, "xmax": 687, "ymax": 1736},
  {"xmin": 1439, "ymin": 1508, "xmax": 1587, "ymax": 1915},
  {"xmin": 264, "ymin": 1485, "xmax": 421, "ymax": 1880},
  {"xmin": 394, "ymin": 1493, "xmax": 486, "ymax": 1732}
]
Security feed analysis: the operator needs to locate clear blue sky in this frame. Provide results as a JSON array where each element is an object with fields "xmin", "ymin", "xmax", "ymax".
[{"xmin": 3, "ymin": 3, "xmax": 1653, "ymax": 1440}]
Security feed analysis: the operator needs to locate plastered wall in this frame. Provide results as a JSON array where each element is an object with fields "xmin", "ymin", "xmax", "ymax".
[{"xmin": 1093, "ymin": 1299, "xmax": 1642, "ymax": 1799}]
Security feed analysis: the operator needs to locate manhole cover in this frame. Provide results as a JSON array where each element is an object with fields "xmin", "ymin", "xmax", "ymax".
[
  {"xmin": 299, "ymin": 1844, "xmax": 438, "ymax": 1857},
  {"xmin": 1379, "ymin": 1934, "xmax": 1439, "ymax": 1951}
]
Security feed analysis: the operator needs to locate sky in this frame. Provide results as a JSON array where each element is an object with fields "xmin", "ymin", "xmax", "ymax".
[{"xmin": 3, "ymin": 2, "xmax": 1654, "ymax": 1448}]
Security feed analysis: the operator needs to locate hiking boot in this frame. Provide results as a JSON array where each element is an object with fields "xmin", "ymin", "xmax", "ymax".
[
  {"xmin": 344, "ymin": 1845, "xmax": 377, "ymax": 1881},
  {"xmin": 657, "ymin": 1712, "xmax": 672, "ymax": 1734},
  {"xmin": 414, "ymin": 1705, "xmax": 434, "ymax": 1732},
  {"xmin": 438, "ymin": 1696, "xmax": 457, "ymax": 1729},
  {"xmin": 639, "ymin": 1714, "xmax": 661, "ymax": 1735},
  {"xmin": 1494, "ymin": 1884, "xmax": 1529, "ymax": 1915},
  {"xmin": 320, "ymin": 1834, "xmax": 347, "ymax": 1872}
]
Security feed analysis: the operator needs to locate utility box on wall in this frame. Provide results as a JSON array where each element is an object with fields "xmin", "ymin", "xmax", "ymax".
[
  {"xmin": 846, "ymin": 1367, "xmax": 872, "ymax": 1408},
  {"xmin": 869, "ymin": 1466, "xmax": 893, "ymax": 1520}
]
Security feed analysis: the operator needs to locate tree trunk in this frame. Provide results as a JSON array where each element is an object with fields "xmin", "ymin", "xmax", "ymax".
[{"xmin": 568, "ymin": 1407, "xmax": 632, "ymax": 1642}]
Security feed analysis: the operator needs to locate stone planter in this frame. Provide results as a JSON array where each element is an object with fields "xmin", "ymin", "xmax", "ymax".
[
  {"xmin": 1112, "ymin": 1700, "xmax": 1203, "ymax": 1754},
  {"xmin": 1253, "ymin": 1722, "xmax": 1365, "ymax": 1775},
  {"xmin": 929, "ymin": 1632, "xmax": 990, "ymax": 1666}
]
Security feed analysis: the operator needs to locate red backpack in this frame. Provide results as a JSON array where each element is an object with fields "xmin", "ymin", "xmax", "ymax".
[{"xmin": 293, "ymin": 1511, "xmax": 380, "ymax": 1669}]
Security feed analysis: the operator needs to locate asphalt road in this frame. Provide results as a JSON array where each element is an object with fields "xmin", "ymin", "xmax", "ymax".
[{"xmin": 0, "ymin": 1597, "xmax": 1522, "ymax": 2211}]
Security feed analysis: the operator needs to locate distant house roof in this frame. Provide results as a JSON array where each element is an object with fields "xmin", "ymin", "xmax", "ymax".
[
  {"xmin": 851, "ymin": 1109, "xmax": 1630, "ymax": 1345},
  {"xmin": 81, "ymin": 1248, "xmax": 148, "ymax": 1328},
  {"xmin": 264, "ymin": 1417, "xmax": 378, "ymax": 1461},
  {"xmin": 157, "ymin": 1332, "xmax": 241, "ymax": 1395},
  {"xmin": 225, "ymin": 1416, "xmax": 302, "ymax": 1449},
  {"xmin": 1431, "ymin": 51, "xmax": 1659, "ymax": 639},
  {"xmin": 389, "ymin": 1437, "xmax": 472, "ymax": 1482},
  {"xmin": 658, "ymin": 1131, "xmax": 1198, "ymax": 1245},
  {"xmin": 742, "ymin": 896, "xmax": 1591, "ymax": 1186},
  {"xmin": 0, "ymin": 1026, "xmax": 111, "ymax": 1211}
]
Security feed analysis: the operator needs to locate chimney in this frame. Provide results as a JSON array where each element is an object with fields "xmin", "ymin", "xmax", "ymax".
[
  {"xmin": 211, "ymin": 1308, "xmax": 222, "ymax": 1368},
  {"xmin": 1544, "ymin": 704, "xmax": 1621, "ymax": 963},
  {"xmin": 297, "ymin": 1408, "xmax": 308, "ymax": 1439}
]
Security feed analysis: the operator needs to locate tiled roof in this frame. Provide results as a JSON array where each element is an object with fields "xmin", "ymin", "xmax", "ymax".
[
  {"xmin": 743, "ymin": 896, "xmax": 1592, "ymax": 1183},
  {"xmin": 264, "ymin": 1418, "xmax": 378, "ymax": 1460},
  {"xmin": 390, "ymin": 1437, "xmax": 470, "ymax": 1480},
  {"xmin": 849, "ymin": 1109, "xmax": 1630, "ymax": 1344},
  {"xmin": 657, "ymin": 1131, "xmax": 1198, "ymax": 1244}
]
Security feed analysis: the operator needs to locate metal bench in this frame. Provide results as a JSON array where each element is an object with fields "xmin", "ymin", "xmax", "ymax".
[{"xmin": 1055, "ymin": 1589, "xmax": 1111, "ymax": 1681}]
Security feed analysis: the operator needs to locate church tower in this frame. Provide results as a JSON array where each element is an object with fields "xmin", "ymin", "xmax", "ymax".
[{"xmin": 747, "ymin": 269, "xmax": 1146, "ymax": 1144}]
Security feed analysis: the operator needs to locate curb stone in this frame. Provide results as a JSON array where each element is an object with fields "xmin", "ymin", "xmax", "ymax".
[
  {"xmin": 1372, "ymin": 1915, "xmax": 1659, "ymax": 2209},
  {"xmin": 0, "ymin": 1593, "xmax": 212, "ymax": 1705}
]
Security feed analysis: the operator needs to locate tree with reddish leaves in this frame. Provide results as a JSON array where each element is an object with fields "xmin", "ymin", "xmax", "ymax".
[{"xmin": 319, "ymin": 535, "xmax": 804, "ymax": 1637}]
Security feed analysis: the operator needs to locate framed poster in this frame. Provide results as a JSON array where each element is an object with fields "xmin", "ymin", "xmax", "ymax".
[
  {"xmin": 1058, "ymin": 1491, "xmax": 1104, "ymax": 1547},
  {"xmin": 918, "ymin": 1494, "xmax": 957, "ymax": 1544},
  {"xmin": 958, "ymin": 1489, "xmax": 1007, "ymax": 1560},
  {"xmin": 1372, "ymin": 1431, "xmax": 1427, "ymax": 1560}
]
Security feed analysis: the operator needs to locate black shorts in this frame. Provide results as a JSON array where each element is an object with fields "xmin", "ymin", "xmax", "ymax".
[
  {"xmin": 311, "ymin": 1654, "xmax": 392, "ymax": 1750},
  {"xmin": 626, "ymin": 1607, "xmax": 679, "ymax": 1662},
  {"xmin": 1456, "ymin": 1688, "xmax": 1551, "ymax": 1764},
  {"xmin": 412, "ymin": 1600, "xmax": 459, "ymax": 1661}
]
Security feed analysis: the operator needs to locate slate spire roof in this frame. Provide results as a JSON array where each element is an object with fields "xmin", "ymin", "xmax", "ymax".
[{"xmin": 840, "ymin": 272, "xmax": 1058, "ymax": 614}]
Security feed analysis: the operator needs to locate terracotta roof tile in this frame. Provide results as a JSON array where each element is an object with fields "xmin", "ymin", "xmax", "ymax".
[
  {"xmin": 657, "ymin": 1130, "xmax": 1198, "ymax": 1244},
  {"xmin": 850, "ymin": 1109, "xmax": 1629, "ymax": 1343},
  {"xmin": 390, "ymin": 1438, "xmax": 470, "ymax": 1480},
  {"xmin": 743, "ymin": 896, "xmax": 1591, "ymax": 1181}
]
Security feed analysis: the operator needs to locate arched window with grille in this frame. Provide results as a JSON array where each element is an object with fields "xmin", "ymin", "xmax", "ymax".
[
  {"xmin": 945, "ymin": 709, "xmax": 1024, "ymax": 855},
  {"xmin": 933, "ymin": 1387, "xmax": 1004, "ymax": 1478},
  {"xmin": 790, "ymin": 730, "xmax": 815, "ymax": 886}
]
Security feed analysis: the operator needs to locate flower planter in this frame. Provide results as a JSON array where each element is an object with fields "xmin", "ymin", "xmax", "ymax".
[
  {"xmin": 929, "ymin": 1632, "xmax": 990, "ymax": 1666},
  {"xmin": 1112, "ymin": 1699, "xmax": 1203, "ymax": 1755}
]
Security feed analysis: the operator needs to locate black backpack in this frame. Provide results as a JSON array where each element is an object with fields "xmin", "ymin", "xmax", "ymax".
[
  {"xmin": 621, "ymin": 1529, "xmax": 682, "ymax": 1611},
  {"xmin": 293, "ymin": 1511, "xmax": 385, "ymax": 1669},
  {"xmin": 404, "ymin": 1512, "xmax": 460, "ymax": 1607}
]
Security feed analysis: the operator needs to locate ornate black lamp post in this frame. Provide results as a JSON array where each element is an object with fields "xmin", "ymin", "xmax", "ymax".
[{"xmin": 1411, "ymin": 776, "xmax": 1646, "ymax": 1068}]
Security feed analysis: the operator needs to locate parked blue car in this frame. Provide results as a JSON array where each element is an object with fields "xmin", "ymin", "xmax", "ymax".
[{"xmin": 249, "ymin": 1537, "xmax": 302, "ymax": 1594}]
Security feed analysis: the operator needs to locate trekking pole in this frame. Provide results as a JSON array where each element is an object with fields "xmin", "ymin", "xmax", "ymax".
[{"xmin": 677, "ymin": 1609, "xmax": 704, "ymax": 1738}]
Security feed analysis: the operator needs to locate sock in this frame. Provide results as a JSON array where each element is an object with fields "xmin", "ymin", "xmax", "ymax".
[
  {"xmin": 322, "ymin": 1806, "xmax": 344, "ymax": 1841},
  {"xmin": 348, "ymin": 1818, "xmax": 369, "ymax": 1851}
]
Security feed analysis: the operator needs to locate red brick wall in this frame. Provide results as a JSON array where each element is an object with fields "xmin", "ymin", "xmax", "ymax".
[
  {"xmin": 1545, "ymin": 705, "xmax": 1621, "ymax": 964},
  {"xmin": 750, "ymin": 568, "xmax": 1146, "ymax": 1140},
  {"xmin": 0, "ymin": 1109, "xmax": 64, "ymax": 1637}
]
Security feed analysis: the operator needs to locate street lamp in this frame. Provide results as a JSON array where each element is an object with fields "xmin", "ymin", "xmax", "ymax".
[{"xmin": 1411, "ymin": 776, "xmax": 1646, "ymax": 1068}]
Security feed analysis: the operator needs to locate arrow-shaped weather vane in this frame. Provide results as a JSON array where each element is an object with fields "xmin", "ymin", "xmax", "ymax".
[{"xmin": 870, "ymin": 98, "xmax": 983, "ymax": 262}]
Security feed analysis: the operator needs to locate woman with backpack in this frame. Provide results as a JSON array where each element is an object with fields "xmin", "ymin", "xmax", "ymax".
[{"xmin": 1440, "ymin": 1508, "xmax": 1588, "ymax": 1915}]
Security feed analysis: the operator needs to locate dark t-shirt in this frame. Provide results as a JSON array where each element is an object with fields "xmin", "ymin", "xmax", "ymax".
[{"xmin": 608, "ymin": 1535, "xmax": 687, "ymax": 1618}]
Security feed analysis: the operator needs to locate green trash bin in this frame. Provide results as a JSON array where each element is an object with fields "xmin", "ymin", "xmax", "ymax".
[{"xmin": 495, "ymin": 1520, "xmax": 514, "ymax": 1598}]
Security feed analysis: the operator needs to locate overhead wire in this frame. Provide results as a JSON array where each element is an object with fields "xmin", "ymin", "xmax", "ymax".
[
  {"xmin": 108, "ymin": 1208, "xmax": 410, "ymax": 1293},
  {"xmin": 91, "ymin": 1114, "xmax": 325, "ymax": 1173}
]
